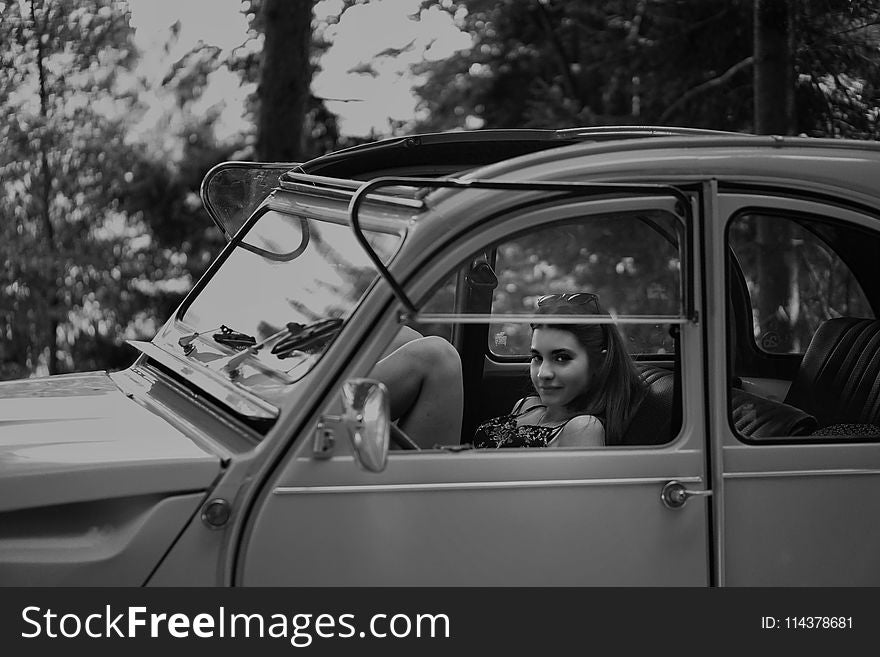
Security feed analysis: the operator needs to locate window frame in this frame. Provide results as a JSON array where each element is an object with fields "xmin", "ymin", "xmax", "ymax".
[
  {"xmin": 484, "ymin": 210, "xmax": 685, "ymax": 361},
  {"xmin": 721, "ymin": 192, "xmax": 880, "ymax": 446},
  {"xmin": 397, "ymin": 191, "xmax": 697, "ymax": 451},
  {"xmin": 727, "ymin": 207, "xmax": 874, "ymax": 358}
]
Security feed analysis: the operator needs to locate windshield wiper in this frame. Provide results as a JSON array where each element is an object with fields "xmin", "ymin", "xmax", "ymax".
[
  {"xmin": 218, "ymin": 318, "xmax": 344, "ymax": 378},
  {"xmin": 272, "ymin": 318, "xmax": 343, "ymax": 358},
  {"xmin": 213, "ymin": 326, "xmax": 258, "ymax": 350},
  {"xmin": 178, "ymin": 325, "xmax": 257, "ymax": 355}
]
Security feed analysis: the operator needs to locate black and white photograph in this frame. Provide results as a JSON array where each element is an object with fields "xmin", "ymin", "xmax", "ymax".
[{"xmin": 2, "ymin": 0, "xmax": 879, "ymax": 650}]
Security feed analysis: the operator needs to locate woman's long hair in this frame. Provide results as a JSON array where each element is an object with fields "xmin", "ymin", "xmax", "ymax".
[{"xmin": 531, "ymin": 302, "xmax": 646, "ymax": 445}]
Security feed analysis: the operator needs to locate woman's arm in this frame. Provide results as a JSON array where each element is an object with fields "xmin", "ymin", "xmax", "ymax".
[{"xmin": 553, "ymin": 415, "xmax": 604, "ymax": 447}]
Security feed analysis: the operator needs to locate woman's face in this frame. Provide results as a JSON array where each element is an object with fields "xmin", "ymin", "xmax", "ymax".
[{"xmin": 529, "ymin": 327, "xmax": 591, "ymax": 409}]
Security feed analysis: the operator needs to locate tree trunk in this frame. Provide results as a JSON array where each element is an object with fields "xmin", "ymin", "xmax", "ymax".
[
  {"xmin": 753, "ymin": 0, "xmax": 795, "ymax": 135},
  {"xmin": 31, "ymin": 0, "xmax": 59, "ymax": 374},
  {"xmin": 754, "ymin": 0, "xmax": 796, "ymax": 348},
  {"xmin": 255, "ymin": 0, "xmax": 314, "ymax": 162}
]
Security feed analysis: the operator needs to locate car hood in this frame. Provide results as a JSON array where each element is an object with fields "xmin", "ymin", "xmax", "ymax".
[{"xmin": 0, "ymin": 371, "xmax": 222, "ymax": 513}]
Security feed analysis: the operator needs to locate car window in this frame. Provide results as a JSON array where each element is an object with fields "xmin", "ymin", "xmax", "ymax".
[
  {"xmin": 178, "ymin": 209, "xmax": 402, "ymax": 394},
  {"xmin": 726, "ymin": 206, "xmax": 880, "ymax": 443},
  {"xmin": 400, "ymin": 204, "xmax": 687, "ymax": 450},
  {"xmin": 407, "ymin": 273, "xmax": 456, "ymax": 342},
  {"xmin": 489, "ymin": 211, "xmax": 682, "ymax": 356},
  {"xmin": 729, "ymin": 212, "xmax": 873, "ymax": 354}
]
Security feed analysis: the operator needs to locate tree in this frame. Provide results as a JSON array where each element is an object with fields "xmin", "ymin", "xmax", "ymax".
[
  {"xmin": 254, "ymin": 0, "xmax": 315, "ymax": 161},
  {"xmin": 750, "ymin": 1, "xmax": 880, "ymax": 343},
  {"xmin": 413, "ymin": 0, "xmax": 754, "ymax": 131},
  {"xmin": 413, "ymin": 0, "xmax": 880, "ymax": 137},
  {"xmin": 794, "ymin": 0, "xmax": 880, "ymax": 139},
  {"xmin": 752, "ymin": 0, "xmax": 796, "ymax": 337},
  {"xmin": 1, "ymin": 0, "xmax": 141, "ymax": 377},
  {"xmin": 236, "ymin": 0, "xmax": 360, "ymax": 161},
  {"xmin": 754, "ymin": 0, "xmax": 795, "ymax": 134},
  {"xmin": 408, "ymin": 0, "xmax": 880, "ymax": 368},
  {"xmin": 0, "ymin": 0, "xmax": 224, "ymax": 380}
]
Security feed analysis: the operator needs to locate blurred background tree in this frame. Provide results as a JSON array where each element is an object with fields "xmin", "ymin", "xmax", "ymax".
[
  {"xmin": 234, "ymin": 0, "xmax": 366, "ymax": 161},
  {"xmin": 253, "ymin": 0, "xmax": 314, "ymax": 161},
  {"xmin": 412, "ymin": 0, "xmax": 880, "ymax": 137},
  {"xmin": 0, "ymin": 0, "xmax": 233, "ymax": 379},
  {"xmin": 1, "ymin": 0, "xmax": 879, "ymax": 380},
  {"xmin": 1, "ymin": 0, "xmax": 149, "ymax": 378}
]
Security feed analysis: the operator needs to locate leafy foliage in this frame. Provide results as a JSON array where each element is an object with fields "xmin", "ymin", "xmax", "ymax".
[
  {"xmin": 0, "ymin": 0, "xmax": 227, "ymax": 379},
  {"xmin": 3, "ymin": 0, "xmax": 880, "ymax": 382},
  {"xmin": 1, "ymin": 0, "xmax": 140, "ymax": 377},
  {"xmin": 234, "ymin": 0, "xmax": 364, "ymax": 160},
  {"xmin": 413, "ymin": 0, "xmax": 880, "ymax": 137},
  {"xmin": 404, "ymin": 0, "xmax": 880, "ymax": 356},
  {"xmin": 794, "ymin": 0, "xmax": 880, "ymax": 137},
  {"xmin": 413, "ymin": 0, "xmax": 753, "ymax": 131}
]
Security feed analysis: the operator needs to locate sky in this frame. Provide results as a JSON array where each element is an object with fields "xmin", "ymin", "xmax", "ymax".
[{"xmin": 127, "ymin": 0, "xmax": 471, "ymax": 138}]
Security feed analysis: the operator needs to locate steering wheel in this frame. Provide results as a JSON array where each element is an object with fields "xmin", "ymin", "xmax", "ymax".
[{"xmin": 390, "ymin": 423, "xmax": 421, "ymax": 450}]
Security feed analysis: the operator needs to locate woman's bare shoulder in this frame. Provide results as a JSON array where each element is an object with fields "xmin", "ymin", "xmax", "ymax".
[
  {"xmin": 555, "ymin": 415, "xmax": 604, "ymax": 447},
  {"xmin": 512, "ymin": 395, "xmax": 542, "ymax": 414}
]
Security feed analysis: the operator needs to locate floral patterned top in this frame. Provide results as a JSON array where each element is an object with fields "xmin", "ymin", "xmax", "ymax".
[{"xmin": 472, "ymin": 398, "xmax": 602, "ymax": 449}]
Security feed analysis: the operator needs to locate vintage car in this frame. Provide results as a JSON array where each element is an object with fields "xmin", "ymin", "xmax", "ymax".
[{"xmin": 3, "ymin": 126, "xmax": 880, "ymax": 586}]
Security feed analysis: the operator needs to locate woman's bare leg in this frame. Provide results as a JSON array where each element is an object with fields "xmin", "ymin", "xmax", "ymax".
[
  {"xmin": 370, "ymin": 335, "xmax": 463, "ymax": 448},
  {"xmin": 380, "ymin": 324, "xmax": 424, "ymax": 357}
]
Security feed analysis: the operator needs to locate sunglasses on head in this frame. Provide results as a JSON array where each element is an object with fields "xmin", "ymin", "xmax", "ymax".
[{"xmin": 536, "ymin": 292, "xmax": 600, "ymax": 312}]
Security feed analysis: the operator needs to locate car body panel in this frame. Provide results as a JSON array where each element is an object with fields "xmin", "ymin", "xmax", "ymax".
[
  {"xmin": 0, "ymin": 371, "xmax": 222, "ymax": 513},
  {"xmin": 0, "ymin": 492, "xmax": 207, "ymax": 586},
  {"xmin": 0, "ymin": 374, "xmax": 223, "ymax": 586},
  {"xmin": 241, "ymin": 455, "xmax": 709, "ymax": 585},
  {"xmin": 705, "ymin": 190, "xmax": 880, "ymax": 585}
]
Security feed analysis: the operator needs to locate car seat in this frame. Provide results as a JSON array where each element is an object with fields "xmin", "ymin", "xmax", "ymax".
[
  {"xmin": 620, "ymin": 364, "xmax": 677, "ymax": 445},
  {"xmin": 784, "ymin": 316, "xmax": 880, "ymax": 429},
  {"xmin": 730, "ymin": 387, "xmax": 817, "ymax": 438}
]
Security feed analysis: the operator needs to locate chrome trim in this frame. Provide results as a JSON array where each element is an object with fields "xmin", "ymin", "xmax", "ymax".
[
  {"xmin": 110, "ymin": 366, "xmax": 258, "ymax": 458},
  {"xmin": 127, "ymin": 340, "xmax": 279, "ymax": 420},
  {"xmin": 274, "ymin": 475, "xmax": 702, "ymax": 495},
  {"xmin": 414, "ymin": 313, "xmax": 691, "ymax": 325},
  {"xmin": 109, "ymin": 369, "xmax": 235, "ymax": 462},
  {"xmin": 724, "ymin": 468, "xmax": 880, "ymax": 479},
  {"xmin": 279, "ymin": 173, "xmax": 426, "ymax": 208},
  {"xmin": 266, "ymin": 194, "xmax": 414, "ymax": 233},
  {"xmin": 282, "ymin": 172, "xmax": 362, "ymax": 191},
  {"xmin": 555, "ymin": 126, "xmax": 747, "ymax": 139}
]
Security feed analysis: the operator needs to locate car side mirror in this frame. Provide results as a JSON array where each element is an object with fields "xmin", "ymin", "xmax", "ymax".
[{"xmin": 313, "ymin": 379, "xmax": 390, "ymax": 472}]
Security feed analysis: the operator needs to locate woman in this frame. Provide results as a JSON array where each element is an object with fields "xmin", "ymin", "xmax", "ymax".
[
  {"xmin": 371, "ymin": 293, "xmax": 644, "ymax": 448},
  {"xmin": 472, "ymin": 293, "xmax": 646, "ymax": 448}
]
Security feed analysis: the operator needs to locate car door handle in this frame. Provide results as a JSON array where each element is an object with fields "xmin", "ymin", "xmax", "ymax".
[{"xmin": 661, "ymin": 480, "xmax": 713, "ymax": 509}]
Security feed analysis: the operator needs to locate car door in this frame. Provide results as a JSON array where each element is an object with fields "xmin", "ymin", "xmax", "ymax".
[
  {"xmin": 236, "ymin": 189, "xmax": 712, "ymax": 585},
  {"xmin": 710, "ymin": 190, "xmax": 880, "ymax": 585}
]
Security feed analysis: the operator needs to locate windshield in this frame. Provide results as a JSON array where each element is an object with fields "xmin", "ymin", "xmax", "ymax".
[{"xmin": 173, "ymin": 208, "xmax": 402, "ymax": 403}]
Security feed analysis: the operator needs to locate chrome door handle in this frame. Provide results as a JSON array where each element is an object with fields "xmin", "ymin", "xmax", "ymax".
[{"xmin": 661, "ymin": 480, "xmax": 712, "ymax": 509}]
